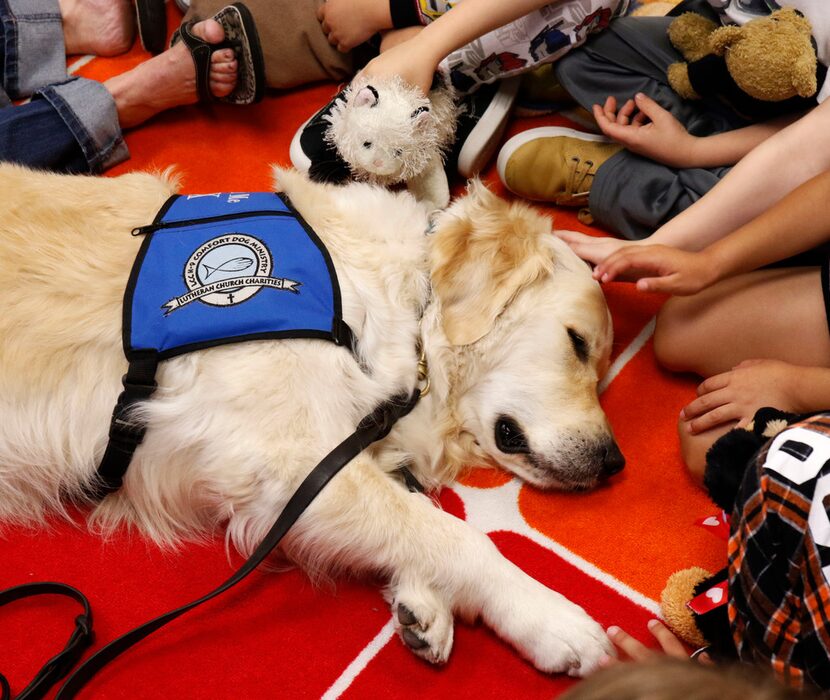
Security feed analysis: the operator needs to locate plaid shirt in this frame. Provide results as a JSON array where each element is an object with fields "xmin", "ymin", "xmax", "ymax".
[{"xmin": 729, "ymin": 413, "xmax": 830, "ymax": 689}]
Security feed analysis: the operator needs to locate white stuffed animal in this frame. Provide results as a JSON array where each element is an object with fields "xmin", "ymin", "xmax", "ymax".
[{"xmin": 325, "ymin": 73, "xmax": 458, "ymax": 210}]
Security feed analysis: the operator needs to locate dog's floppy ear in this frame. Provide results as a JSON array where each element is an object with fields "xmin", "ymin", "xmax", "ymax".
[{"xmin": 431, "ymin": 180, "xmax": 554, "ymax": 346}]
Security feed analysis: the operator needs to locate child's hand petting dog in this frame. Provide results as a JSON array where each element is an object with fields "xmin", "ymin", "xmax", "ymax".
[{"xmin": 591, "ymin": 244, "xmax": 719, "ymax": 295}]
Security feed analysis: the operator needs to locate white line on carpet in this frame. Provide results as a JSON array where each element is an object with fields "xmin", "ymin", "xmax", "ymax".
[
  {"xmin": 599, "ymin": 317, "xmax": 656, "ymax": 395},
  {"xmin": 67, "ymin": 55, "xmax": 96, "ymax": 75},
  {"xmin": 453, "ymin": 479, "xmax": 661, "ymax": 617},
  {"xmin": 321, "ymin": 618, "xmax": 396, "ymax": 700}
]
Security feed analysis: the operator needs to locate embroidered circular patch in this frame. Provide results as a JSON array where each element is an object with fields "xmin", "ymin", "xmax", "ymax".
[
  {"xmin": 162, "ymin": 234, "xmax": 300, "ymax": 314},
  {"xmin": 187, "ymin": 234, "xmax": 271, "ymax": 307}
]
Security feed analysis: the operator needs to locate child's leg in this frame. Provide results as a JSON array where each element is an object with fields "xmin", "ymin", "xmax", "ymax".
[
  {"xmin": 501, "ymin": 13, "xmax": 744, "ymax": 240},
  {"xmin": 654, "ymin": 266, "xmax": 830, "ymax": 478}
]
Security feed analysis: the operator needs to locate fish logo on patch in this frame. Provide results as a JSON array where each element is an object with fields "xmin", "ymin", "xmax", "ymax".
[{"xmin": 162, "ymin": 233, "xmax": 301, "ymax": 314}]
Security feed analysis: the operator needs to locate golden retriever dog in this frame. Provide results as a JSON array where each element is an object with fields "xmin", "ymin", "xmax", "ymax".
[{"xmin": 0, "ymin": 163, "xmax": 622, "ymax": 675}]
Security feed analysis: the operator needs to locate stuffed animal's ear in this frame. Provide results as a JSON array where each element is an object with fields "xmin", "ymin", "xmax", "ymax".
[
  {"xmin": 775, "ymin": 6, "xmax": 814, "ymax": 35},
  {"xmin": 793, "ymin": 53, "xmax": 818, "ymax": 97},
  {"xmin": 353, "ymin": 85, "xmax": 379, "ymax": 108},
  {"xmin": 410, "ymin": 105, "xmax": 431, "ymax": 131},
  {"xmin": 661, "ymin": 567, "xmax": 711, "ymax": 648},
  {"xmin": 668, "ymin": 12, "xmax": 719, "ymax": 61},
  {"xmin": 431, "ymin": 180, "xmax": 552, "ymax": 346},
  {"xmin": 710, "ymin": 25, "xmax": 742, "ymax": 56}
]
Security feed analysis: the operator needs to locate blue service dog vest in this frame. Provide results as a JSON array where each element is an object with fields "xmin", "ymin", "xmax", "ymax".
[{"xmin": 95, "ymin": 192, "xmax": 357, "ymax": 497}]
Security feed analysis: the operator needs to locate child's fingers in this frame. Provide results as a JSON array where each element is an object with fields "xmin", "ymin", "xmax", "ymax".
[
  {"xmin": 697, "ymin": 650, "xmax": 714, "ymax": 665},
  {"xmin": 633, "ymin": 92, "xmax": 668, "ymax": 121},
  {"xmin": 593, "ymin": 104, "xmax": 611, "ymax": 131},
  {"xmin": 606, "ymin": 626, "xmax": 653, "ymax": 661},
  {"xmin": 636, "ymin": 274, "xmax": 681, "ymax": 294},
  {"xmin": 617, "ymin": 99, "xmax": 636, "ymax": 125},
  {"xmin": 696, "ymin": 372, "xmax": 731, "ymax": 396},
  {"xmin": 686, "ymin": 402, "xmax": 741, "ymax": 435},
  {"xmin": 647, "ymin": 619, "xmax": 689, "ymax": 658},
  {"xmin": 682, "ymin": 387, "xmax": 731, "ymax": 420},
  {"xmin": 595, "ymin": 248, "xmax": 658, "ymax": 283},
  {"xmin": 593, "ymin": 108, "xmax": 630, "ymax": 144}
]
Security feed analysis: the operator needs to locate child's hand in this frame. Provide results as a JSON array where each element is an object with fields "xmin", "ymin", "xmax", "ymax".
[
  {"xmin": 318, "ymin": 0, "xmax": 392, "ymax": 52},
  {"xmin": 602, "ymin": 619, "xmax": 708, "ymax": 665},
  {"xmin": 681, "ymin": 359, "xmax": 806, "ymax": 435},
  {"xmin": 592, "ymin": 93, "xmax": 699, "ymax": 168},
  {"xmin": 592, "ymin": 244, "xmax": 719, "ymax": 295},
  {"xmin": 359, "ymin": 39, "xmax": 437, "ymax": 96}
]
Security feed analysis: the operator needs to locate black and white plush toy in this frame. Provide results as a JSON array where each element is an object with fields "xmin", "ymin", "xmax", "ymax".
[
  {"xmin": 661, "ymin": 407, "xmax": 804, "ymax": 657},
  {"xmin": 324, "ymin": 73, "xmax": 458, "ymax": 211}
]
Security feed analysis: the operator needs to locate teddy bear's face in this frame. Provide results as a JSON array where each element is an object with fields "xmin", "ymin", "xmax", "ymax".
[{"xmin": 714, "ymin": 7, "xmax": 817, "ymax": 101}]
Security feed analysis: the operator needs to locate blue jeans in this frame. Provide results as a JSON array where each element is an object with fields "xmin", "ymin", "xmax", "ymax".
[{"xmin": 0, "ymin": 0, "xmax": 129, "ymax": 172}]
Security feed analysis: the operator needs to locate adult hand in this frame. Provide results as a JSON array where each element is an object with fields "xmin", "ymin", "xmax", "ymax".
[
  {"xmin": 593, "ymin": 93, "xmax": 700, "ymax": 168},
  {"xmin": 681, "ymin": 359, "xmax": 805, "ymax": 435},
  {"xmin": 592, "ymin": 244, "xmax": 720, "ymax": 295}
]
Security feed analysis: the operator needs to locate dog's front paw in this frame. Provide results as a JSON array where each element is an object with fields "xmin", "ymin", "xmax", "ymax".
[
  {"xmin": 523, "ymin": 598, "xmax": 613, "ymax": 676},
  {"xmin": 389, "ymin": 584, "xmax": 454, "ymax": 665}
]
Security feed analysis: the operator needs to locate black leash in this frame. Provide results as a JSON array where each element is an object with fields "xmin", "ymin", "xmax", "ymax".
[
  {"xmin": 1, "ymin": 389, "xmax": 420, "ymax": 700},
  {"xmin": 0, "ymin": 583, "xmax": 93, "ymax": 700}
]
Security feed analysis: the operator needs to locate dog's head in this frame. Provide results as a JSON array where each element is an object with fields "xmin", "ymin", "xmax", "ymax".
[{"xmin": 429, "ymin": 182, "xmax": 622, "ymax": 491}]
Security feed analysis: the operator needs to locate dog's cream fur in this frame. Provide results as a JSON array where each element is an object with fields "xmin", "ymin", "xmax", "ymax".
[{"xmin": 0, "ymin": 163, "xmax": 620, "ymax": 675}]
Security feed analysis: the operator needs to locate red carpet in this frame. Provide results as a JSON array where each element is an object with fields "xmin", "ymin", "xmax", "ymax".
[{"xmin": 0, "ymin": 10, "xmax": 726, "ymax": 698}]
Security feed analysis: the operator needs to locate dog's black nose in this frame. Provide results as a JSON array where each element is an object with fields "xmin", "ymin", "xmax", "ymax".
[{"xmin": 600, "ymin": 440, "xmax": 625, "ymax": 477}]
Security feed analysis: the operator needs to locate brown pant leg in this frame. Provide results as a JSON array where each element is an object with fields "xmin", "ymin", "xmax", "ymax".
[{"xmin": 184, "ymin": 0, "xmax": 355, "ymax": 89}]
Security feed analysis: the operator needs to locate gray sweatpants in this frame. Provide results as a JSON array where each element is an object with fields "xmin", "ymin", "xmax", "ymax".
[{"xmin": 554, "ymin": 7, "xmax": 743, "ymax": 240}]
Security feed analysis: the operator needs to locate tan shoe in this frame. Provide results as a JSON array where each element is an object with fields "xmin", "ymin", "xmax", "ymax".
[{"xmin": 497, "ymin": 127, "xmax": 622, "ymax": 206}]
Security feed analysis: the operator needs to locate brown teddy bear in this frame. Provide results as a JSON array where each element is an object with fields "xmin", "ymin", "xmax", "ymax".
[{"xmin": 667, "ymin": 7, "xmax": 820, "ymax": 115}]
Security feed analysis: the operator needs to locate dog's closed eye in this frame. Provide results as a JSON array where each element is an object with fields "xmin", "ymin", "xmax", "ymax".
[
  {"xmin": 567, "ymin": 328, "xmax": 589, "ymax": 363},
  {"xmin": 495, "ymin": 416, "xmax": 530, "ymax": 454}
]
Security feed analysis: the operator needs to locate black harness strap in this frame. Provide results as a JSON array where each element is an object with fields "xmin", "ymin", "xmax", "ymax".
[
  {"xmin": 53, "ymin": 388, "xmax": 421, "ymax": 700},
  {"xmin": 90, "ymin": 351, "xmax": 159, "ymax": 500},
  {"xmin": 0, "ymin": 583, "xmax": 93, "ymax": 700}
]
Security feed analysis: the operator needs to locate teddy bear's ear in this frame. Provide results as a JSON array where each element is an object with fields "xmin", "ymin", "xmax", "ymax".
[
  {"xmin": 774, "ymin": 6, "xmax": 814, "ymax": 34},
  {"xmin": 668, "ymin": 12, "xmax": 719, "ymax": 61},
  {"xmin": 710, "ymin": 25, "xmax": 742, "ymax": 56},
  {"xmin": 792, "ymin": 53, "xmax": 818, "ymax": 97}
]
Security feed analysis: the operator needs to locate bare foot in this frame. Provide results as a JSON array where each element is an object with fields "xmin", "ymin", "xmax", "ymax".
[
  {"xmin": 60, "ymin": 0, "xmax": 135, "ymax": 56},
  {"xmin": 104, "ymin": 19, "xmax": 238, "ymax": 129},
  {"xmin": 318, "ymin": 0, "xmax": 392, "ymax": 52},
  {"xmin": 555, "ymin": 230, "xmax": 644, "ymax": 266}
]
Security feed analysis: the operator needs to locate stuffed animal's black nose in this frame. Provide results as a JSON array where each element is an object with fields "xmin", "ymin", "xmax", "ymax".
[{"xmin": 600, "ymin": 440, "xmax": 625, "ymax": 477}]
